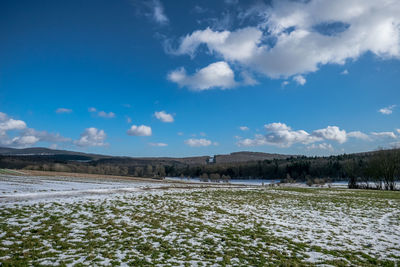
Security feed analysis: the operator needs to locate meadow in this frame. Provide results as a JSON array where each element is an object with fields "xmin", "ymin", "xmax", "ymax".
[{"xmin": 0, "ymin": 174, "xmax": 399, "ymax": 266}]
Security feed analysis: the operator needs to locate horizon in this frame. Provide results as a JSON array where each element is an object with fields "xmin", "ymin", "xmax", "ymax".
[
  {"xmin": 0, "ymin": 145, "xmax": 384, "ymax": 159},
  {"xmin": 1, "ymin": 0, "xmax": 400, "ymax": 157}
]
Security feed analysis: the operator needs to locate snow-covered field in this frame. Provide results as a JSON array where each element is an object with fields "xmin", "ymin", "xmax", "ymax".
[
  {"xmin": 0, "ymin": 174, "xmax": 399, "ymax": 266},
  {"xmin": 0, "ymin": 174, "xmax": 172, "ymax": 202}
]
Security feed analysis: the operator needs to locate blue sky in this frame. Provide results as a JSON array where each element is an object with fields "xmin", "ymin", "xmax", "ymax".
[{"xmin": 1, "ymin": 0, "xmax": 400, "ymax": 157}]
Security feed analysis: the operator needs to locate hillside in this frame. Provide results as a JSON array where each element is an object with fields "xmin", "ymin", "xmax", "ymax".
[
  {"xmin": 0, "ymin": 147, "xmax": 291, "ymax": 165},
  {"xmin": 214, "ymin": 151, "xmax": 295, "ymax": 163}
]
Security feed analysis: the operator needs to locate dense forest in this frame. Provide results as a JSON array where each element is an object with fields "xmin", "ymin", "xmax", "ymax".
[{"xmin": 0, "ymin": 149, "xmax": 399, "ymax": 190}]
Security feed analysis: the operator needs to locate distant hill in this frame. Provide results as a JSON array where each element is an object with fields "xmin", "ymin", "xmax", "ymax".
[
  {"xmin": 0, "ymin": 147, "xmax": 107, "ymax": 160},
  {"xmin": 0, "ymin": 147, "xmax": 292, "ymax": 165},
  {"xmin": 214, "ymin": 151, "xmax": 295, "ymax": 163}
]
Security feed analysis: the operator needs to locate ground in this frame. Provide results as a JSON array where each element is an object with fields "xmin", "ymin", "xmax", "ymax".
[{"xmin": 0, "ymin": 172, "xmax": 399, "ymax": 266}]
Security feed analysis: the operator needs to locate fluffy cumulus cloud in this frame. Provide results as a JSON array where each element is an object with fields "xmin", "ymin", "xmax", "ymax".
[
  {"xmin": 127, "ymin": 125, "xmax": 152, "ymax": 136},
  {"xmin": 379, "ymin": 105, "xmax": 396, "ymax": 115},
  {"xmin": 0, "ymin": 112, "xmax": 70, "ymax": 148},
  {"xmin": 56, "ymin": 108, "xmax": 72, "ymax": 114},
  {"xmin": 184, "ymin": 138, "xmax": 214, "ymax": 147},
  {"xmin": 74, "ymin": 128, "xmax": 107, "ymax": 147},
  {"xmin": 154, "ymin": 111, "xmax": 174, "ymax": 122},
  {"xmin": 168, "ymin": 61, "xmax": 237, "ymax": 90},
  {"xmin": 169, "ymin": 0, "xmax": 400, "ymax": 86},
  {"xmin": 237, "ymin": 122, "xmax": 370, "ymax": 148},
  {"xmin": 239, "ymin": 126, "xmax": 249, "ymax": 131},
  {"xmin": 0, "ymin": 117, "xmax": 27, "ymax": 136},
  {"xmin": 312, "ymin": 126, "xmax": 347, "ymax": 144}
]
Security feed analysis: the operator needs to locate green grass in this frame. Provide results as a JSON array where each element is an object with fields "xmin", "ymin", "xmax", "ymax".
[
  {"xmin": 0, "ymin": 187, "xmax": 399, "ymax": 266},
  {"xmin": 0, "ymin": 169, "xmax": 21, "ymax": 175}
]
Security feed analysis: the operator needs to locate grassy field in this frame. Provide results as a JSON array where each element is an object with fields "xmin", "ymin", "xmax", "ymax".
[{"xmin": 0, "ymin": 185, "xmax": 399, "ymax": 266}]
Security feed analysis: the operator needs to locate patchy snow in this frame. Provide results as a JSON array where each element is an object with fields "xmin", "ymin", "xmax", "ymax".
[{"xmin": 0, "ymin": 174, "xmax": 399, "ymax": 265}]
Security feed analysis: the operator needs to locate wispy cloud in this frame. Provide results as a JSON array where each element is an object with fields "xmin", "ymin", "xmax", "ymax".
[
  {"xmin": 371, "ymin": 131, "xmax": 397, "ymax": 139},
  {"xmin": 149, "ymin": 142, "xmax": 168, "ymax": 147},
  {"xmin": 152, "ymin": 0, "xmax": 168, "ymax": 25},
  {"xmin": 89, "ymin": 107, "xmax": 115, "ymax": 118},
  {"xmin": 307, "ymin": 143, "xmax": 334, "ymax": 151},
  {"xmin": 378, "ymin": 105, "xmax": 396, "ymax": 115},
  {"xmin": 184, "ymin": 138, "xmax": 216, "ymax": 147},
  {"xmin": 98, "ymin": 111, "xmax": 115, "ymax": 118},
  {"xmin": 56, "ymin": 108, "xmax": 72, "ymax": 114},
  {"xmin": 293, "ymin": 75, "xmax": 306, "ymax": 86}
]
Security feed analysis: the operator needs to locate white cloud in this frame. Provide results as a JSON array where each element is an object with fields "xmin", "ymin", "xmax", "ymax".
[
  {"xmin": 281, "ymin": 81, "xmax": 289, "ymax": 87},
  {"xmin": 152, "ymin": 0, "xmax": 169, "ymax": 25},
  {"xmin": 56, "ymin": 108, "xmax": 72, "ymax": 114},
  {"xmin": 0, "ymin": 112, "xmax": 7, "ymax": 121},
  {"xmin": 23, "ymin": 128, "xmax": 71, "ymax": 143},
  {"xmin": 149, "ymin": 142, "xmax": 168, "ymax": 147},
  {"xmin": 312, "ymin": 126, "xmax": 347, "ymax": 144},
  {"xmin": 0, "ymin": 118, "xmax": 27, "ymax": 135},
  {"xmin": 341, "ymin": 69, "xmax": 349, "ymax": 75},
  {"xmin": 98, "ymin": 111, "xmax": 116, "ymax": 118},
  {"xmin": 74, "ymin": 128, "xmax": 107, "ymax": 147},
  {"xmin": 0, "ymin": 112, "xmax": 71, "ymax": 148},
  {"xmin": 168, "ymin": 61, "xmax": 237, "ymax": 90},
  {"xmin": 397, "ymin": 129, "xmax": 400, "ymax": 134},
  {"xmin": 184, "ymin": 138, "xmax": 213, "ymax": 147},
  {"xmin": 239, "ymin": 126, "xmax": 249, "ymax": 131},
  {"xmin": 10, "ymin": 135, "xmax": 40, "ymax": 147},
  {"xmin": 293, "ymin": 75, "xmax": 306, "ymax": 85},
  {"xmin": 237, "ymin": 122, "xmax": 364, "ymax": 147},
  {"xmin": 238, "ymin": 123, "xmax": 316, "ymax": 147},
  {"xmin": 240, "ymin": 71, "xmax": 258, "ymax": 86},
  {"xmin": 154, "ymin": 111, "xmax": 174, "ymax": 122},
  {"xmin": 127, "ymin": 125, "xmax": 152, "ymax": 136},
  {"xmin": 237, "ymin": 134, "xmax": 269, "ymax": 147},
  {"xmin": 49, "ymin": 144, "xmax": 58, "ymax": 149},
  {"xmin": 171, "ymin": 1, "xmax": 400, "ymax": 80},
  {"xmin": 347, "ymin": 131, "xmax": 370, "ymax": 140},
  {"xmin": 378, "ymin": 105, "xmax": 396, "ymax": 115},
  {"xmin": 177, "ymin": 132, "xmax": 184, "ymax": 136},
  {"xmin": 175, "ymin": 27, "xmax": 261, "ymax": 61},
  {"xmin": 89, "ymin": 107, "xmax": 115, "ymax": 118},
  {"xmin": 371, "ymin": 131, "xmax": 397, "ymax": 139},
  {"xmin": 307, "ymin": 143, "xmax": 333, "ymax": 151}
]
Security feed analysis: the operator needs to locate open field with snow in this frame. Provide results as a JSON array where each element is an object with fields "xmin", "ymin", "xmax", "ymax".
[{"xmin": 0, "ymin": 174, "xmax": 400, "ymax": 266}]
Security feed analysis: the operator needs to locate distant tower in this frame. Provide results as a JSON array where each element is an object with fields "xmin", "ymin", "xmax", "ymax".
[{"xmin": 208, "ymin": 155, "xmax": 215, "ymax": 164}]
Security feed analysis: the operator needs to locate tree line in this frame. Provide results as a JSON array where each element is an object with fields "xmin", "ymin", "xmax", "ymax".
[{"xmin": 0, "ymin": 149, "xmax": 399, "ymax": 190}]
